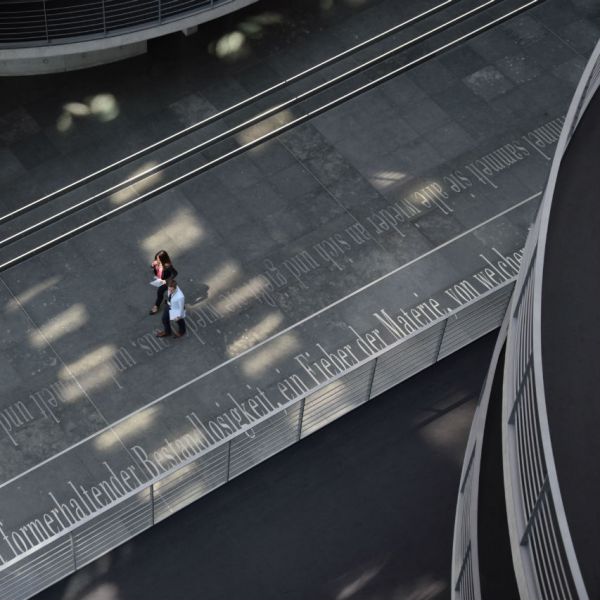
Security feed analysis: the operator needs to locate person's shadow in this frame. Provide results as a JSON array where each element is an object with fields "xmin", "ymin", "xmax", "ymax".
[{"xmin": 188, "ymin": 282, "xmax": 209, "ymax": 307}]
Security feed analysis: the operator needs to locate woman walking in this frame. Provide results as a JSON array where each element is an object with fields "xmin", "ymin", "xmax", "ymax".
[{"xmin": 149, "ymin": 250, "xmax": 177, "ymax": 315}]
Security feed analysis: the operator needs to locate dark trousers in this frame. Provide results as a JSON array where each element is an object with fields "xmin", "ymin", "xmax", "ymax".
[
  {"xmin": 154, "ymin": 283, "xmax": 167, "ymax": 307},
  {"xmin": 162, "ymin": 304, "xmax": 186, "ymax": 335}
]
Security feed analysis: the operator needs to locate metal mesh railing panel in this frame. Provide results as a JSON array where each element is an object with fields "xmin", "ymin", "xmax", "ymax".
[
  {"xmin": 104, "ymin": 0, "xmax": 159, "ymax": 33},
  {"xmin": 370, "ymin": 321, "xmax": 444, "ymax": 397},
  {"xmin": 72, "ymin": 489, "xmax": 152, "ymax": 568},
  {"xmin": 300, "ymin": 362, "xmax": 373, "ymax": 438},
  {"xmin": 161, "ymin": 0, "xmax": 213, "ymax": 19},
  {"xmin": 507, "ymin": 258, "xmax": 579, "ymax": 599},
  {"xmin": 46, "ymin": 1, "xmax": 104, "ymax": 39},
  {"xmin": 153, "ymin": 443, "xmax": 229, "ymax": 522},
  {"xmin": 524, "ymin": 488, "xmax": 575, "ymax": 600},
  {"xmin": 229, "ymin": 403, "xmax": 302, "ymax": 479},
  {"xmin": 0, "ymin": 538, "xmax": 73, "ymax": 600},
  {"xmin": 454, "ymin": 444, "xmax": 476, "ymax": 599},
  {"xmin": 0, "ymin": 3, "xmax": 46, "ymax": 43},
  {"xmin": 0, "ymin": 0, "xmax": 230, "ymax": 45},
  {"xmin": 439, "ymin": 284, "xmax": 513, "ymax": 360}
]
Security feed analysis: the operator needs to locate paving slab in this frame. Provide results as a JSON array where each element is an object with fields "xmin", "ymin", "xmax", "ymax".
[{"xmin": 0, "ymin": 0, "xmax": 598, "ymax": 576}]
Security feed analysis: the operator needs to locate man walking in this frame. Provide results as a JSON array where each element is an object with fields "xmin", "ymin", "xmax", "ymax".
[{"xmin": 156, "ymin": 278, "xmax": 186, "ymax": 338}]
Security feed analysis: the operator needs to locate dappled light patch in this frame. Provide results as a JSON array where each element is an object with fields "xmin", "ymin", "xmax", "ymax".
[
  {"xmin": 89, "ymin": 94, "xmax": 119, "ymax": 122},
  {"xmin": 370, "ymin": 169, "xmax": 409, "ymax": 190},
  {"xmin": 213, "ymin": 30, "xmax": 247, "ymax": 60},
  {"xmin": 201, "ymin": 260, "xmax": 242, "ymax": 300},
  {"xmin": 94, "ymin": 408, "xmax": 158, "ymax": 451},
  {"xmin": 418, "ymin": 391, "xmax": 473, "ymax": 465},
  {"xmin": 29, "ymin": 304, "xmax": 88, "ymax": 349},
  {"xmin": 226, "ymin": 312, "xmax": 284, "ymax": 357},
  {"xmin": 141, "ymin": 206, "xmax": 205, "ymax": 255},
  {"xmin": 109, "ymin": 161, "xmax": 162, "ymax": 206},
  {"xmin": 214, "ymin": 274, "xmax": 273, "ymax": 315},
  {"xmin": 56, "ymin": 94, "xmax": 119, "ymax": 133},
  {"xmin": 6, "ymin": 276, "xmax": 61, "ymax": 313},
  {"xmin": 58, "ymin": 344, "xmax": 137, "ymax": 397},
  {"xmin": 209, "ymin": 11, "xmax": 284, "ymax": 61},
  {"xmin": 78, "ymin": 582, "xmax": 120, "ymax": 600},
  {"xmin": 241, "ymin": 332, "xmax": 301, "ymax": 378},
  {"xmin": 336, "ymin": 561, "xmax": 386, "ymax": 599},
  {"xmin": 235, "ymin": 108, "xmax": 295, "ymax": 145},
  {"xmin": 392, "ymin": 575, "xmax": 447, "ymax": 600}
]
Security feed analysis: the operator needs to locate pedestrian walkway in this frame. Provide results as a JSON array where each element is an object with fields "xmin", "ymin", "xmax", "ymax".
[{"xmin": 0, "ymin": 0, "xmax": 598, "ymax": 594}]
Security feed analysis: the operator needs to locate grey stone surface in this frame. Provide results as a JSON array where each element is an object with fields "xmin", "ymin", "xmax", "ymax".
[{"xmin": 0, "ymin": 0, "xmax": 598, "ymax": 578}]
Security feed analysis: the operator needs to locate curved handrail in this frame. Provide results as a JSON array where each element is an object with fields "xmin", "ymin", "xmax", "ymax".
[
  {"xmin": 503, "ymin": 38, "xmax": 600, "ymax": 600},
  {"xmin": 451, "ymin": 315, "xmax": 510, "ymax": 599}
]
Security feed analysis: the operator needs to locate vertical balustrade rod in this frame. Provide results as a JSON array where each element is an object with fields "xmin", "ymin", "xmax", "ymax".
[
  {"xmin": 150, "ymin": 485, "xmax": 155, "ymax": 524},
  {"xmin": 158, "ymin": 0, "xmax": 162, "ymax": 24},
  {"xmin": 521, "ymin": 477, "xmax": 549, "ymax": 546},
  {"xmin": 435, "ymin": 316, "xmax": 450, "ymax": 362},
  {"xmin": 297, "ymin": 397, "xmax": 306, "ymax": 440},
  {"xmin": 102, "ymin": 0, "xmax": 107, "ymax": 35},
  {"xmin": 42, "ymin": 0, "xmax": 49, "ymax": 42},
  {"xmin": 454, "ymin": 542, "xmax": 472, "ymax": 592},
  {"xmin": 225, "ymin": 440, "xmax": 232, "ymax": 481},
  {"xmin": 366, "ymin": 358, "xmax": 377, "ymax": 400}
]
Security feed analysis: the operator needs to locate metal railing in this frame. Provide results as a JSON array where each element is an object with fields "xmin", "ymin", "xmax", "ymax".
[
  {"xmin": 452, "ymin": 39, "xmax": 600, "ymax": 600},
  {"xmin": 451, "ymin": 315, "xmax": 509, "ymax": 599},
  {"xmin": 0, "ymin": 0, "xmax": 229, "ymax": 46},
  {"xmin": 0, "ymin": 278, "xmax": 516, "ymax": 600},
  {"xmin": 502, "ymin": 40, "xmax": 600, "ymax": 600}
]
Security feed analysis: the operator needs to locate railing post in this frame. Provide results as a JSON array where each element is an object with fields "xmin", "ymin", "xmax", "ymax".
[
  {"xmin": 366, "ymin": 357, "xmax": 377, "ymax": 400},
  {"xmin": 454, "ymin": 541, "xmax": 471, "ymax": 592},
  {"xmin": 520, "ymin": 477, "xmax": 549, "ymax": 546},
  {"xmin": 42, "ymin": 0, "xmax": 49, "ymax": 42},
  {"xmin": 158, "ymin": 0, "xmax": 162, "ymax": 24},
  {"xmin": 102, "ymin": 0, "xmax": 107, "ymax": 35},
  {"xmin": 225, "ymin": 440, "xmax": 232, "ymax": 481},
  {"xmin": 459, "ymin": 443, "xmax": 476, "ymax": 494},
  {"xmin": 508, "ymin": 354, "xmax": 533, "ymax": 424},
  {"xmin": 150, "ymin": 484, "xmax": 155, "ymax": 524},
  {"xmin": 435, "ymin": 315, "xmax": 450, "ymax": 362},
  {"xmin": 297, "ymin": 397, "xmax": 306, "ymax": 440}
]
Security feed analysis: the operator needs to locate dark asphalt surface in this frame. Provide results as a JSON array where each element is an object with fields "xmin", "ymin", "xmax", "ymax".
[{"xmin": 34, "ymin": 333, "xmax": 497, "ymax": 600}]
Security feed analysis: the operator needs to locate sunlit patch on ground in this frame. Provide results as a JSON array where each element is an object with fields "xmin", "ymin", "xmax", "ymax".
[
  {"xmin": 94, "ymin": 408, "xmax": 157, "ymax": 451},
  {"xmin": 241, "ymin": 333, "xmax": 300, "ymax": 378},
  {"xmin": 29, "ymin": 304, "xmax": 88, "ymax": 349},
  {"xmin": 370, "ymin": 169, "xmax": 409, "ymax": 190},
  {"xmin": 209, "ymin": 12, "xmax": 284, "ymax": 61},
  {"xmin": 141, "ymin": 206, "xmax": 205, "ymax": 255},
  {"xmin": 109, "ymin": 161, "xmax": 162, "ymax": 206},
  {"xmin": 6, "ymin": 276, "xmax": 61, "ymax": 313},
  {"xmin": 226, "ymin": 312, "xmax": 284, "ymax": 357},
  {"xmin": 56, "ymin": 94, "xmax": 119, "ymax": 133}
]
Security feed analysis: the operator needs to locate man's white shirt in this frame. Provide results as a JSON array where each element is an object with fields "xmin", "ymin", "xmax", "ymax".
[{"xmin": 168, "ymin": 287, "xmax": 186, "ymax": 320}]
